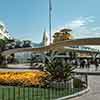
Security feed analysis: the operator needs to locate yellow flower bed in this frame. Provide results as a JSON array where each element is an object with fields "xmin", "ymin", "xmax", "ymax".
[{"xmin": 0, "ymin": 71, "xmax": 48, "ymax": 86}]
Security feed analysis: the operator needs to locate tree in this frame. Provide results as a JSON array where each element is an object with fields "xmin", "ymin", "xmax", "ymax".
[
  {"xmin": 22, "ymin": 40, "xmax": 31, "ymax": 48},
  {"xmin": 44, "ymin": 50, "xmax": 75, "ymax": 82},
  {"xmin": 0, "ymin": 37, "xmax": 15, "ymax": 67},
  {"xmin": 15, "ymin": 40, "xmax": 22, "ymax": 48},
  {"xmin": 0, "ymin": 37, "xmax": 15, "ymax": 51},
  {"xmin": 45, "ymin": 59, "xmax": 75, "ymax": 81},
  {"xmin": 0, "ymin": 54, "xmax": 7, "ymax": 67}
]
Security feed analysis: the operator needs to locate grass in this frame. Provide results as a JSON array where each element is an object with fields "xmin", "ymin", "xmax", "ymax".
[{"xmin": 0, "ymin": 86, "xmax": 80, "ymax": 100}]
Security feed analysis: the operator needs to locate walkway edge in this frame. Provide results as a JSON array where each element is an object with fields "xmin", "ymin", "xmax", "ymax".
[{"xmin": 55, "ymin": 87, "xmax": 90, "ymax": 100}]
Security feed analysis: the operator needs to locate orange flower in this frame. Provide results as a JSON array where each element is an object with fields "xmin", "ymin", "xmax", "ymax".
[{"xmin": 0, "ymin": 71, "xmax": 48, "ymax": 86}]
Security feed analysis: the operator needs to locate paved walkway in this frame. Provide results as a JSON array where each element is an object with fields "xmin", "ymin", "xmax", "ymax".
[
  {"xmin": 77, "ymin": 64, "xmax": 100, "ymax": 71},
  {"xmin": 73, "ymin": 65, "xmax": 100, "ymax": 75},
  {"xmin": 8, "ymin": 64, "xmax": 31, "ymax": 68},
  {"xmin": 70, "ymin": 65, "xmax": 100, "ymax": 100},
  {"xmin": 0, "ymin": 68, "xmax": 34, "ymax": 72},
  {"xmin": 69, "ymin": 76, "xmax": 100, "ymax": 100}
]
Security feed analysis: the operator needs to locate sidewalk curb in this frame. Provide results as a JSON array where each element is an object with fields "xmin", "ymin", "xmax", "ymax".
[{"xmin": 55, "ymin": 87, "xmax": 90, "ymax": 100}]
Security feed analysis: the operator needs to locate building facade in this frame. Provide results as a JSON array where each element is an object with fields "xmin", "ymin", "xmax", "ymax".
[
  {"xmin": 53, "ymin": 28, "xmax": 73, "ymax": 43},
  {"xmin": 53, "ymin": 28, "xmax": 99, "ymax": 58}
]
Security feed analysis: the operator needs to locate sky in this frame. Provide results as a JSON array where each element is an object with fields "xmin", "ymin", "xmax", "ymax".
[{"xmin": 0, "ymin": 0, "xmax": 100, "ymax": 44}]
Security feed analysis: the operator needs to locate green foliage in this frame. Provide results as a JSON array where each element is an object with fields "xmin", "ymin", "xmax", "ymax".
[
  {"xmin": 0, "ymin": 37, "xmax": 15, "ymax": 51},
  {"xmin": 22, "ymin": 40, "xmax": 31, "ymax": 47},
  {"xmin": 0, "ymin": 39, "xmax": 6, "ymax": 46},
  {"xmin": 73, "ymin": 78, "xmax": 83, "ymax": 88},
  {"xmin": 0, "ymin": 54, "xmax": 7, "ymax": 68},
  {"xmin": 45, "ymin": 59, "xmax": 75, "ymax": 81},
  {"xmin": 0, "ymin": 37, "xmax": 9, "ymax": 47}
]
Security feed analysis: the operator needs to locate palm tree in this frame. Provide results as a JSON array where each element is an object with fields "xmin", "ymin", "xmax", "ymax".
[
  {"xmin": 45, "ymin": 50, "xmax": 75, "ymax": 81},
  {"xmin": 45, "ymin": 59, "xmax": 75, "ymax": 81}
]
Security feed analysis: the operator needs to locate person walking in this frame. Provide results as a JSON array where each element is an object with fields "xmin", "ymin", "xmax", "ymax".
[
  {"xmin": 80, "ymin": 60, "xmax": 85, "ymax": 69},
  {"xmin": 87, "ymin": 60, "xmax": 91, "ymax": 70},
  {"xmin": 95, "ymin": 59, "xmax": 99, "ymax": 71}
]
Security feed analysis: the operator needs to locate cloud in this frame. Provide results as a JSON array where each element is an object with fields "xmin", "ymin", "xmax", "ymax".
[
  {"xmin": 53, "ymin": 16, "xmax": 96, "ymax": 34},
  {"xmin": 67, "ymin": 19, "xmax": 86, "ymax": 29},
  {"xmin": 63, "ymin": 16, "xmax": 100, "ymax": 38},
  {"xmin": 51, "ymin": 16, "xmax": 100, "ymax": 49},
  {"xmin": 85, "ymin": 16, "xmax": 95, "ymax": 23},
  {"xmin": 91, "ymin": 27, "xmax": 100, "ymax": 31},
  {"xmin": 66, "ymin": 16, "xmax": 95, "ymax": 29},
  {"xmin": 51, "ymin": 16, "xmax": 100, "ymax": 45},
  {"xmin": 50, "ymin": 16, "xmax": 100, "ymax": 49}
]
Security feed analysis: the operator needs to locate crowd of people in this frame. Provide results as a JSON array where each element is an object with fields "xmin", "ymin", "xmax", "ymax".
[{"xmin": 70, "ymin": 58, "xmax": 100, "ymax": 71}]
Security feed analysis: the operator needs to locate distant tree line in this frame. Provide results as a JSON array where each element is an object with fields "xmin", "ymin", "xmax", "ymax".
[{"xmin": 1, "ymin": 39, "xmax": 32, "ymax": 51}]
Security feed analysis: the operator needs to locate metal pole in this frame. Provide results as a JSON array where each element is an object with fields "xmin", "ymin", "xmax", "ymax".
[{"xmin": 49, "ymin": 0, "xmax": 52, "ymax": 44}]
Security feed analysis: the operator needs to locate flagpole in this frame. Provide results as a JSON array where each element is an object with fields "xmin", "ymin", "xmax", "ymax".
[{"xmin": 49, "ymin": 0, "xmax": 52, "ymax": 44}]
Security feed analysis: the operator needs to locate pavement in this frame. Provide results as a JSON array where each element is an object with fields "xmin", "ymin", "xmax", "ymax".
[
  {"xmin": 8, "ymin": 64, "xmax": 31, "ymax": 68},
  {"xmin": 69, "ymin": 76, "xmax": 100, "ymax": 100},
  {"xmin": 0, "ymin": 64, "xmax": 38, "ymax": 72},
  {"xmin": 69, "ymin": 65, "xmax": 100, "ymax": 100},
  {"xmin": 74, "ymin": 64, "xmax": 100, "ymax": 72}
]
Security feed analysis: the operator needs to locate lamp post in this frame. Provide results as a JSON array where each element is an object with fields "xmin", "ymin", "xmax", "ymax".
[{"xmin": 49, "ymin": 0, "xmax": 52, "ymax": 44}]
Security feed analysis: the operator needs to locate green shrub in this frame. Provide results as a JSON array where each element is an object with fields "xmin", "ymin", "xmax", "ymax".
[{"xmin": 73, "ymin": 78, "xmax": 83, "ymax": 88}]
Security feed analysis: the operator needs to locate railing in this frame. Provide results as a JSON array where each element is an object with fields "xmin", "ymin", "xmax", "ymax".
[{"xmin": 0, "ymin": 85, "xmax": 78, "ymax": 100}]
